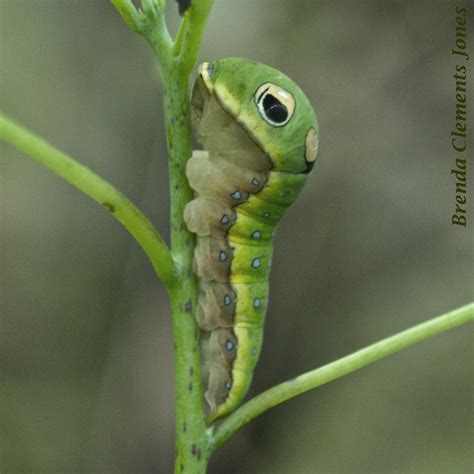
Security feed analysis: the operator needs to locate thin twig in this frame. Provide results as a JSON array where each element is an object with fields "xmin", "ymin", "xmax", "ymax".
[
  {"xmin": 111, "ymin": 0, "xmax": 144, "ymax": 33},
  {"xmin": 173, "ymin": 0, "xmax": 214, "ymax": 74},
  {"xmin": 0, "ymin": 111, "xmax": 177, "ymax": 288},
  {"xmin": 211, "ymin": 302, "xmax": 474, "ymax": 450}
]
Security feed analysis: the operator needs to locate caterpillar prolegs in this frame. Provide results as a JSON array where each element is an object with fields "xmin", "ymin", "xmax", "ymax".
[{"xmin": 183, "ymin": 58, "xmax": 318, "ymax": 422}]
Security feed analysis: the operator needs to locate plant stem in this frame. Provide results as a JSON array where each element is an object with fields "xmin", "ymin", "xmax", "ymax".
[
  {"xmin": 162, "ymin": 68, "xmax": 209, "ymax": 473},
  {"xmin": 158, "ymin": 1, "xmax": 214, "ymax": 467},
  {"xmin": 0, "ymin": 111, "xmax": 177, "ymax": 288},
  {"xmin": 113, "ymin": 1, "xmax": 214, "ymax": 471},
  {"xmin": 172, "ymin": 0, "xmax": 214, "ymax": 75},
  {"xmin": 210, "ymin": 302, "xmax": 474, "ymax": 451}
]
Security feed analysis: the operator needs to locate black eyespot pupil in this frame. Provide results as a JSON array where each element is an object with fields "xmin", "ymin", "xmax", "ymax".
[{"xmin": 262, "ymin": 94, "xmax": 288, "ymax": 123}]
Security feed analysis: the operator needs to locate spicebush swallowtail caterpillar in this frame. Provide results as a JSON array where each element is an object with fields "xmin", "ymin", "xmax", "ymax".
[{"xmin": 184, "ymin": 57, "xmax": 318, "ymax": 422}]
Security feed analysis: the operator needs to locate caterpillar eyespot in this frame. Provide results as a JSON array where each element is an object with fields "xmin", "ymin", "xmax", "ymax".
[
  {"xmin": 255, "ymin": 82, "xmax": 296, "ymax": 127},
  {"xmin": 184, "ymin": 57, "xmax": 319, "ymax": 422}
]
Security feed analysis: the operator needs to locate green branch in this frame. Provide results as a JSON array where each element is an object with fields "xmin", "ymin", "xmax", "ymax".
[
  {"xmin": 112, "ymin": 0, "xmax": 173, "ymax": 63},
  {"xmin": 0, "ymin": 112, "xmax": 177, "ymax": 289},
  {"xmin": 112, "ymin": 2, "xmax": 214, "ymax": 472},
  {"xmin": 173, "ymin": 0, "xmax": 214, "ymax": 74},
  {"xmin": 111, "ymin": 0, "xmax": 145, "ymax": 33},
  {"xmin": 142, "ymin": 1, "xmax": 174, "ymax": 63},
  {"xmin": 211, "ymin": 302, "xmax": 474, "ymax": 450}
]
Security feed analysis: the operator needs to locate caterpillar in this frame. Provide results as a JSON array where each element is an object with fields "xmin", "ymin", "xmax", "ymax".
[{"xmin": 184, "ymin": 57, "xmax": 318, "ymax": 422}]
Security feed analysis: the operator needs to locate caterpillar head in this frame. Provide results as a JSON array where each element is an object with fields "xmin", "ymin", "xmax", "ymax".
[{"xmin": 192, "ymin": 57, "xmax": 319, "ymax": 174}]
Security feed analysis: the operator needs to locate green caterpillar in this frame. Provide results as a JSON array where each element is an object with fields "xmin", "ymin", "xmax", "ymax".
[{"xmin": 184, "ymin": 57, "xmax": 318, "ymax": 422}]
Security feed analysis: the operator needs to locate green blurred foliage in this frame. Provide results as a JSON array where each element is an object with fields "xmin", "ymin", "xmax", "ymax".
[{"xmin": 0, "ymin": 1, "xmax": 472, "ymax": 473}]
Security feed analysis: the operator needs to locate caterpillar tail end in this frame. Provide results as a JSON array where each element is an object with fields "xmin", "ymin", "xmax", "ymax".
[{"xmin": 205, "ymin": 374, "xmax": 252, "ymax": 424}]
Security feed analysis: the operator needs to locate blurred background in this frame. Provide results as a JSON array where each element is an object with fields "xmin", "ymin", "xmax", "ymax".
[{"xmin": 1, "ymin": 1, "xmax": 472, "ymax": 473}]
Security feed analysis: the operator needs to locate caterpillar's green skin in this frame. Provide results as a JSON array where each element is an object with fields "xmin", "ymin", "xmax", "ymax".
[{"xmin": 184, "ymin": 58, "xmax": 318, "ymax": 422}]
